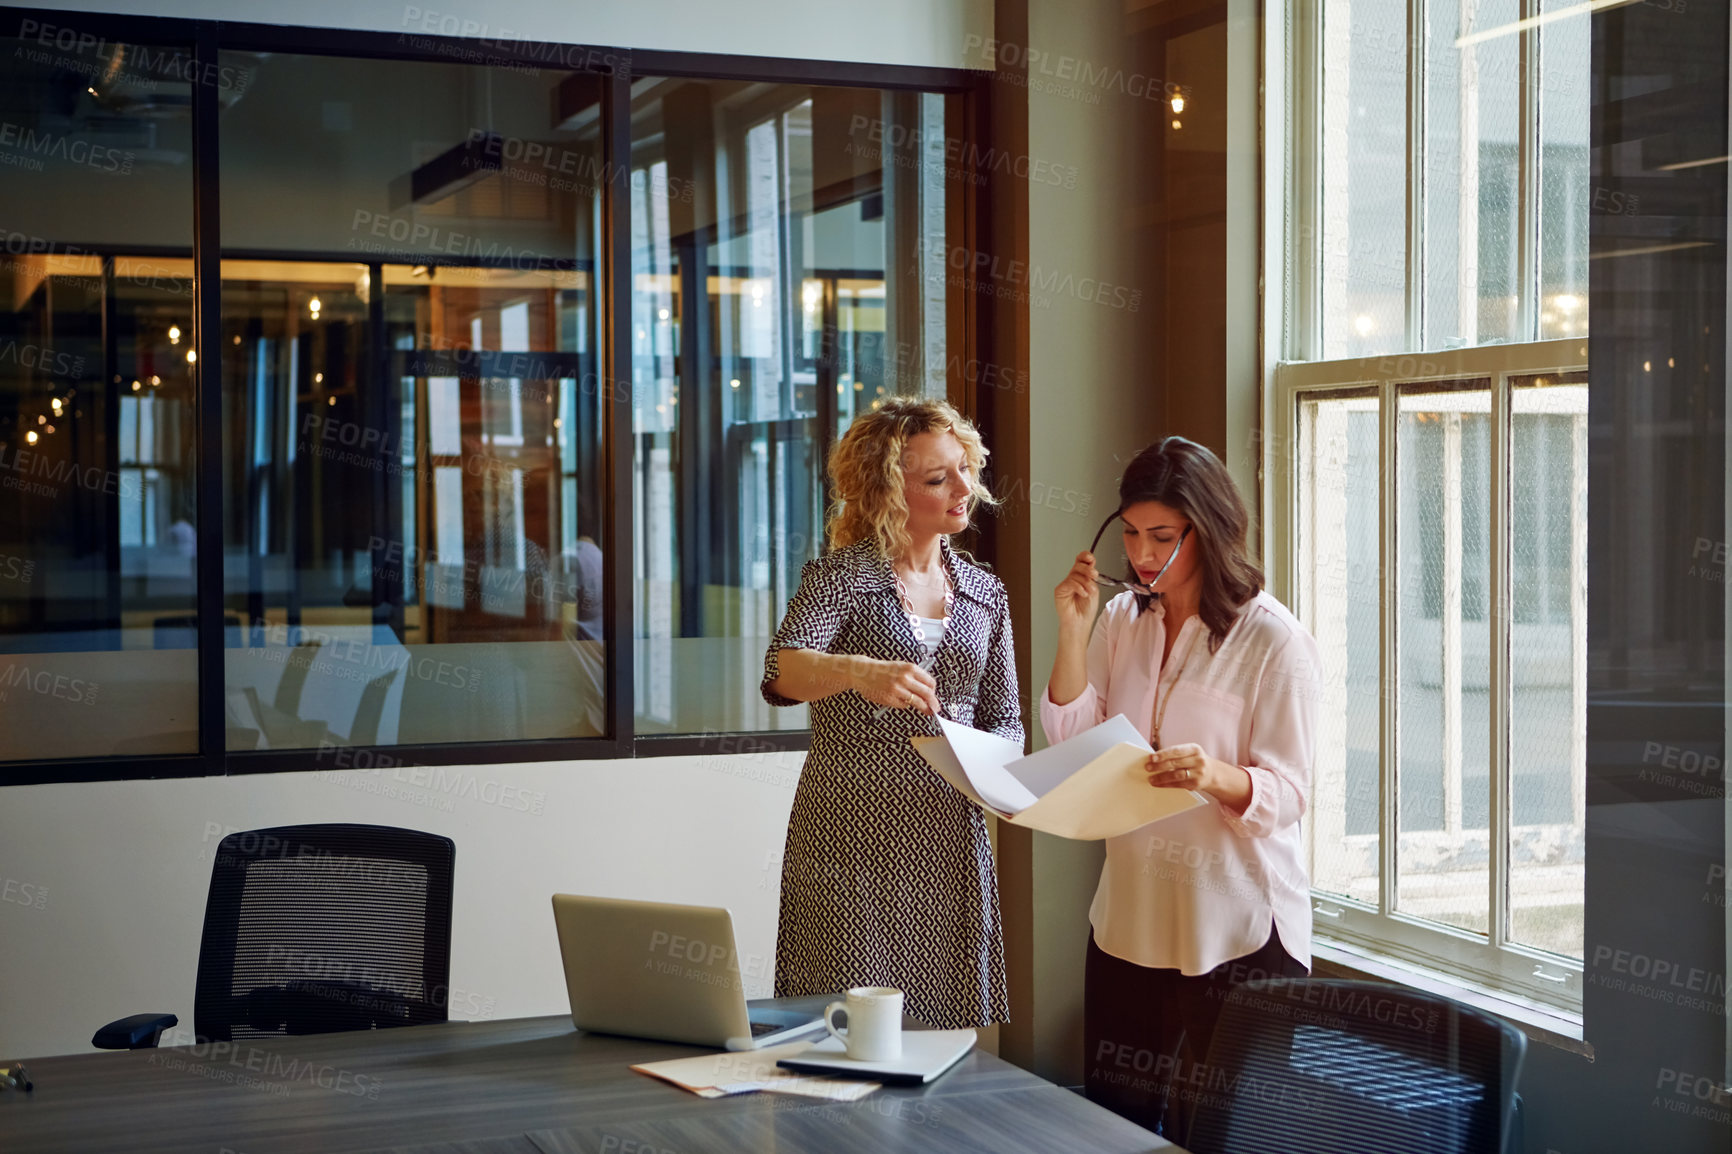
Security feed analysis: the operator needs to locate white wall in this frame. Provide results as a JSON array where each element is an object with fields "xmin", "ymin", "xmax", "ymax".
[
  {"xmin": 23, "ymin": 0, "xmax": 993, "ymax": 70},
  {"xmin": 0, "ymin": 752, "xmax": 804, "ymax": 1057}
]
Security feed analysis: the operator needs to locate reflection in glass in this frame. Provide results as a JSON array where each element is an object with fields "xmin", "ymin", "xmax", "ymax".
[
  {"xmin": 1396, "ymin": 383, "xmax": 1493, "ymax": 936},
  {"xmin": 629, "ymin": 80, "xmax": 951, "ymax": 734},
  {"xmin": 1321, "ymin": 0, "xmax": 1407, "ymax": 357},
  {"xmin": 0, "ymin": 35, "xmax": 197, "ymax": 761},
  {"xmin": 1509, "ymin": 373, "xmax": 1587, "ymax": 958},
  {"xmin": 1424, "ymin": 0, "xmax": 1521, "ymax": 349},
  {"xmin": 1297, "ymin": 392, "xmax": 1381, "ymax": 904},
  {"xmin": 219, "ymin": 53, "xmax": 608, "ymax": 751},
  {"xmin": 1538, "ymin": 0, "xmax": 1590, "ymax": 341}
]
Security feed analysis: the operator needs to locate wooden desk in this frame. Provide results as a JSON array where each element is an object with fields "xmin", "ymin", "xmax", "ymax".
[{"xmin": 0, "ymin": 1010, "xmax": 1178, "ymax": 1154}]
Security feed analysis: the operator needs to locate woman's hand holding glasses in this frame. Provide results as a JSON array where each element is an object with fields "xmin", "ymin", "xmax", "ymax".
[{"xmin": 1055, "ymin": 552, "xmax": 1104, "ymax": 635}]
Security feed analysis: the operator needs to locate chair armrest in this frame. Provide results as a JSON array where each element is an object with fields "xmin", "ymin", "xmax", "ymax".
[{"xmin": 92, "ymin": 1013, "xmax": 179, "ymax": 1050}]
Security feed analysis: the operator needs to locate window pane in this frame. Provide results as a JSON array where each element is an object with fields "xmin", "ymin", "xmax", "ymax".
[
  {"xmin": 1321, "ymin": 2, "xmax": 1408, "ymax": 357},
  {"xmin": 1297, "ymin": 391, "xmax": 1381, "ymax": 904},
  {"xmin": 630, "ymin": 81, "xmax": 951, "ymax": 735},
  {"xmin": 1423, "ymin": 0, "xmax": 1521, "ymax": 349},
  {"xmin": 1396, "ymin": 383, "xmax": 1493, "ymax": 936},
  {"xmin": 0, "ymin": 32, "xmax": 197, "ymax": 761},
  {"xmin": 220, "ymin": 53, "xmax": 609, "ymax": 751},
  {"xmin": 1537, "ymin": 0, "xmax": 1590, "ymax": 340},
  {"xmin": 1509, "ymin": 373, "xmax": 1586, "ymax": 958}
]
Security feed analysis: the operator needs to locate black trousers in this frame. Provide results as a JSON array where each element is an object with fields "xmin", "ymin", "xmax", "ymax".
[{"xmin": 1083, "ymin": 926, "xmax": 1307, "ymax": 1143}]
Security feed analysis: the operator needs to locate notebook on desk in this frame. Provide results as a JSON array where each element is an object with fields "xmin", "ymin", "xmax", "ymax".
[{"xmin": 776, "ymin": 1028, "xmax": 977, "ymax": 1085}]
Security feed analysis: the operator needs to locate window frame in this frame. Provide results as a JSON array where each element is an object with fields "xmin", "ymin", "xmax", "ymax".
[
  {"xmin": 1271, "ymin": 340, "xmax": 1588, "ymax": 1016},
  {"xmin": 0, "ymin": 4, "xmax": 985, "ymax": 787},
  {"xmin": 1268, "ymin": 1, "xmax": 1592, "ymax": 1018}
]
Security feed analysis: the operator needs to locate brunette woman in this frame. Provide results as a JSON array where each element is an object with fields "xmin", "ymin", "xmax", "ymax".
[{"xmin": 1044, "ymin": 436, "xmax": 1320, "ymax": 1139}]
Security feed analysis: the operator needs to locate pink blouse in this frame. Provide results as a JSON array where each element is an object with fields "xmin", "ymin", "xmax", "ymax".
[{"xmin": 1040, "ymin": 589, "xmax": 1321, "ymax": 975}]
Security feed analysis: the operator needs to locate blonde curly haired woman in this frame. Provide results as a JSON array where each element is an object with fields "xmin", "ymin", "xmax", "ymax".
[{"xmin": 761, "ymin": 396, "xmax": 1021, "ymax": 1028}]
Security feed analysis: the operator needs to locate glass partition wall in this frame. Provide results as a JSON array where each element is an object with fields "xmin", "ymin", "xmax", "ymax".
[
  {"xmin": 628, "ymin": 80, "xmax": 950, "ymax": 735},
  {"xmin": 0, "ymin": 11, "xmax": 970, "ymax": 780},
  {"xmin": 218, "ymin": 52, "xmax": 609, "ymax": 751},
  {"xmin": 0, "ymin": 30, "xmax": 199, "ymax": 760}
]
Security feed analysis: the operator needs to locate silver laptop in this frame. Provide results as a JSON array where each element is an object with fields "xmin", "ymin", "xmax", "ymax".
[{"xmin": 551, "ymin": 894, "xmax": 825, "ymax": 1051}]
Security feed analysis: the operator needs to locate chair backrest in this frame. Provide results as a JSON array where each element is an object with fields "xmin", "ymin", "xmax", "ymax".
[
  {"xmin": 193, "ymin": 824, "xmax": 456, "ymax": 1043},
  {"xmin": 1186, "ymin": 978, "xmax": 1527, "ymax": 1154}
]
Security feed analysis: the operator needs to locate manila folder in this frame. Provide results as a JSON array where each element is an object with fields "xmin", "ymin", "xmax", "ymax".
[{"xmin": 913, "ymin": 714, "xmax": 1206, "ymax": 840}]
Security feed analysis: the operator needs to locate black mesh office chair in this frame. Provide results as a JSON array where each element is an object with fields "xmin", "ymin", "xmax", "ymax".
[
  {"xmin": 93, "ymin": 824, "xmax": 455, "ymax": 1049},
  {"xmin": 1184, "ymin": 978, "xmax": 1526, "ymax": 1154}
]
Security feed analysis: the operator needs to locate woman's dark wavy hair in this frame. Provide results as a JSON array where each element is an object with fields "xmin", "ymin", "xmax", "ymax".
[{"xmin": 1114, "ymin": 436, "xmax": 1263, "ymax": 652}]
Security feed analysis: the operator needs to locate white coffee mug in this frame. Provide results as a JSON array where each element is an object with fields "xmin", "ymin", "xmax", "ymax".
[{"xmin": 824, "ymin": 986, "xmax": 904, "ymax": 1061}]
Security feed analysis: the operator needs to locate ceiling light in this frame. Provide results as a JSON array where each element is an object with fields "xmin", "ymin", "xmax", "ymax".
[
  {"xmin": 168, "ymin": 324, "xmax": 181, "ymax": 343},
  {"xmin": 25, "ymin": 431, "xmax": 37, "ymax": 444},
  {"xmin": 1171, "ymin": 95, "xmax": 1185, "ymax": 114}
]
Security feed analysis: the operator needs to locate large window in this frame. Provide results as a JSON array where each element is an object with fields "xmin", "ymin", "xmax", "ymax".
[
  {"xmin": 0, "ymin": 10, "xmax": 970, "ymax": 781},
  {"xmin": 1274, "ymin": 0, "xmax": 1590, "ymax": 1015}
]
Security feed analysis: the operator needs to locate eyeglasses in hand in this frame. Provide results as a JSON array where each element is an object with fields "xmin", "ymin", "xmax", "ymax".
[{"xmin": 1087, "ymin": 511, "xmax": 1190, "ymax": 594}]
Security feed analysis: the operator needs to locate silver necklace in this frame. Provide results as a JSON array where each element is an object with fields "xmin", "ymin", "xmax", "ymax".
[{"xmin": 892, "ymin": 567, "xmax": 953, "ymax": 650}]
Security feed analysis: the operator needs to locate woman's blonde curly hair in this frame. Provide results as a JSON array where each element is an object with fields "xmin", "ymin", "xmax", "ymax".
[{"xmin": 825, "ymin": 396, "xmax": 998, "ymax": 557}]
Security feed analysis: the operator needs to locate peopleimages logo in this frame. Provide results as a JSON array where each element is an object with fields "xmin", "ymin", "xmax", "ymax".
[
  {"xmin": 0, "ymin": 337, "xmax": 84, "ymax": 378},
  {"xmin": 0, "ymin": 664, "xmax": 99, "ymax": 705},
  {"xmin": 0, "ymin": 442, "xmax": 141, "ymax": 501},
  {"xmin": 0, "ymin": 121, "xmax": 133, "ymax": 174},
  {"xmin": 13, "ymin": 20, "xmax": 253, "ymax": 94}
]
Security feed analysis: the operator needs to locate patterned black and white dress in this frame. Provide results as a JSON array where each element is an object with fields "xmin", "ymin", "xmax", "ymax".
[{"xmin": 761, "ymin": 537, "xmax": 1023, "ymax": 1027}]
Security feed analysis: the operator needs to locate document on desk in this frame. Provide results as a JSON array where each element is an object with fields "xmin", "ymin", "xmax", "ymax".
[
  {"xmin": 631, "ymin": 1041, "xmax": 880, "ymax": 1101},
  {"xmin": 913, "ymin": 714, "xmax": 1207, "ymax": 840}
]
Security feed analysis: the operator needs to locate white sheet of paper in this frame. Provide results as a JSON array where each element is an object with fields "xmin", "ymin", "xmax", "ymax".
[
  {"xmin": 1004, "ymin": 714, "xmax": 1149, "ymax": 797},
  {"xmin": 631, "ymin": 1042, "xmax": 880, "ymax": 1101},
  {"xmin": 909, "ymin": 735, "xmax": 999, "ymax": 812},
  {"xmin": 913, "ymin": 714, "xmax": 1207, "ymax": 840},
  {"xmin": 932, "ymin": 716, "xmax": 1039, "ymax": 813}
]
